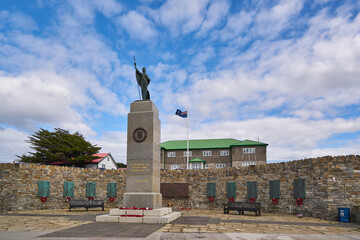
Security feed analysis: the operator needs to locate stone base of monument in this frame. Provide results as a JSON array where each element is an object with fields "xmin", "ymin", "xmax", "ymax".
[{"xmin": 96, "ymin": 207, "xmax": 181, "ymax": 224}]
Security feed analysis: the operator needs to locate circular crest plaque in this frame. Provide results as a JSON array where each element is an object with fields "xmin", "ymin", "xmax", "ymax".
[{"xmin": 133, "ymin": 127, "xmax": 147, "ymax": 143}]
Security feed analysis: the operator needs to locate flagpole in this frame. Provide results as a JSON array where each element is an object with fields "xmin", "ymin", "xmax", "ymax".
[{"xmin": 187, "ymin": 110, "xmax": 189, "ymax": 170}]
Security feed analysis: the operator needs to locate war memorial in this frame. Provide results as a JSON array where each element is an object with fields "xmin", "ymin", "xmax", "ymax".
[
  {"xmin": 0, "ymin": 60, "xmax": 359, "ymax": 228},
  {"xmin": 95, "ymin": 60, "xmax": 181, "ymax": 223}
]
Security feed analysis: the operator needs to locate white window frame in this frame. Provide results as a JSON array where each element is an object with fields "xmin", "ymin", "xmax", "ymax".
[
  {"xmin": 216, "ymin": 163, "xmax": 226, "ymax": 168},
  {"xmin": 101, "ymin": 164, "xmax": 106, "ymax": 168},
  {"xmin": 203, "ymin": 150, "xmax": 212, "ymax": 156},
  {"xmin": 167, "ymin": 152, "xmax": 176, "ymax": 157},
  {"xmin": 170, "ymin": 164, "xmax": 180, "ymax": 170},
  {"xmin": 220, "ymin": 150, "xmax": 229, "ymax": 156},
  {"xmin": 191, "ymin": 162, "xmax": 202, "ymax": 170},
  {"xmin": 242, "ymin": 162, "xmax": 256, "ymax": 167},
  {"xmin": 243, "ymin": 148, "xmax": 255, "ymax": 154},
  {"xmin": 183, "ymin": 151, "xmax": 192, "ymax": 157}
]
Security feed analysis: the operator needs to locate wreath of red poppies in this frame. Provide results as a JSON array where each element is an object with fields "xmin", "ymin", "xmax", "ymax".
[{"xmin": 272, "ymin": 198, "xmax": 279, "ymax": 205}]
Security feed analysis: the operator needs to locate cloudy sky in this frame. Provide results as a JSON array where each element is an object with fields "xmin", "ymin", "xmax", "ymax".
[{"xmin": 1, "ymin": 0, "xmax": 360, "ymax": 164}]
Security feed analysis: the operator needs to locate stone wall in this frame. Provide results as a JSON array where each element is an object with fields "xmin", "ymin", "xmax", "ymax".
[
  {"xmin": 0, "ymin": 155, "xmax": 359, "ymax": 222},
  {"xmin": 161, "ymin": 155, "xmax": 360, "ymax": 222},
  {"xmin": 0, "ymin": 164, "xmax": 126, "ymax": 211}
]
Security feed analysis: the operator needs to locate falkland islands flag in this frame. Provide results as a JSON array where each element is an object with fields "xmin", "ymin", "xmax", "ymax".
[{"xmin": 175, "ymin": 109, "xmax": 187, "ymax": 118}]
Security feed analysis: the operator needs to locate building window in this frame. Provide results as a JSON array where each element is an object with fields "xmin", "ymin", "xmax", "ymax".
[
  {"xmin": 167, "ymin": 152, "xmax": 176, "ymax": 157},
  {"xmin": 220, "ymin": 150, "xmax": 229, "ymax": 156},
  {"xmin": 191, "ymin": 162, "xmax": 202, "ymax": 170},
  {"xmin": 101, "ymin": 164, "xmax": 106, "ymax": 168},
  {"xmin": 242, "ymin": 162, "xmax": 256, "ymax": 167},
  {"xmin": 216, "ymin": 163, "xmax": 226, "ymax": 168},
  {"xmin": 205, "ymin": 164, "xmax": 209, "ymax": 169},
  {"xmin": 203, "ymin": 151, "xmax": 212, "ymax": 156},
  {"xmin": 243, "ymin": 148, "xmax": 255, "ymax": 154},
  {"xmin": 183, "ymin": 151, "xmax": 192, "ymax": 157},
  {"xmin": 170, "ymin": 164, "xmax": 179, "ymax": 170}
]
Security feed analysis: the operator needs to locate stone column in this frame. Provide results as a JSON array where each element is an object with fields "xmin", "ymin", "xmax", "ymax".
[{"xmin": 123, "ymin": 100, "xmax": 162, "ymax": 209}]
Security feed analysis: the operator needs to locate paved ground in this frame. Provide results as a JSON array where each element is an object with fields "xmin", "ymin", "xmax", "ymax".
[{"xmin": 0, "ymin": 209, "xmax": 359, "ymax": 239}]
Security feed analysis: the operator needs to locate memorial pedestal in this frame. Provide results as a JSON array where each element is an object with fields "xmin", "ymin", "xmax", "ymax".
[
  {"xmin": 123, "ymin": 100, "xmax": 162, "ymax": 209},
  {"xmin": 96, "ymin": 100, "xmax": 180, "ymax": 224},
  {"xmin": 96, "ymin": 208, "xmax": 181, "ymax": 224}
]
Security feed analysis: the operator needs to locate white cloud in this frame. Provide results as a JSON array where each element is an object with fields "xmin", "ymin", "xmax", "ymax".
[
  {"xmin": 0, "ymin": 73, "xmax": 79, "ymax": 130},
  {"xmin": 91, "ymin": 0, "xmax": 123, "ymax": 17},
  {"xmin": 67, "ymin": 0, "xmax": 122, "ymax": 23},
  {"xmin": 0, "ymin": 11, "xmax": 38, "ymax": 32},
  {"xmin": 220, "ymin": 10, "xmax": 255, "ymax": 41},
  {"xmin": 117, "ymin": 11, "xmax": 158, "ymax": 41},
  {"xmin": 0, "ymin": 127, "xmax": 30, "ymax": 163},
  {"xmin": 91, "ymin": 131, "xmax": 127, "ymax": 164},
  {"xmin": 191, "ymin": 46, "xmax": 215, "ymax": 66},
  {"xmin": 158, "ymin": 0, "xmax": 209, "ymax": 36},
  {"xmin": 211, "ymin": 3, "xmax": 360, "ymax": 121},
  {"xmin": 254, "ymin": 0, "xmax": 304, "ymax": 39},
  {"xmin": 196, "ymin": 0, "xmax": 230, "ymax": 37}
]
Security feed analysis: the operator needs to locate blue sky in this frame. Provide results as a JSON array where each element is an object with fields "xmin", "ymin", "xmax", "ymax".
[{"xmin": 1, "ymin": 0, "xmax": 360, "ymax": 164}]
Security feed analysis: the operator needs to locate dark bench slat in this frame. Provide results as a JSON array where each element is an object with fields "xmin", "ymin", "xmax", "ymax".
[
  {"xmin": 224, "ymin": 202, "xmax": 261, "ymax": 216},
  {"xmin": 69, "ymin": 200, "xmax": 104, "ymax": 212}
]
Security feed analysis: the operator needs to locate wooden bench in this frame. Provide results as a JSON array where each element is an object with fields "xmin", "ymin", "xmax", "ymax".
[
  {"xmin": 224, "ymin": 201, "xmax": 243, "ymax": 214},
  {"xmin": 242, "ymin": 202, "xmax": 261, "ymax": 216},
  {"xmin": 224, "ymin": 201, "xmax": 261, "ymax": 216},
  {"xmin": 69, "ymin": 199, "xmax": 104, "ymax": 212}
]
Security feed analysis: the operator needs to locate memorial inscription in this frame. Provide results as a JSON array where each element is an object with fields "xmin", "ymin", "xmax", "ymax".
[{"xmin": 161, "ymin": 183, "xmax": 189, "ymax": 198}]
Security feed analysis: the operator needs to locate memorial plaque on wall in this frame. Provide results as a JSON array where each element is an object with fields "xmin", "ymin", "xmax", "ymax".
[{"xmin": 161, "ymin": 183, "xmax": 189, "ymax": 198}]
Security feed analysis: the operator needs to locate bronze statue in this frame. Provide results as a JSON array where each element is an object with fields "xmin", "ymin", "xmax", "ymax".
[{"xmin": 134, "ymin": 57, "xmax": 151, "ymax": 100}]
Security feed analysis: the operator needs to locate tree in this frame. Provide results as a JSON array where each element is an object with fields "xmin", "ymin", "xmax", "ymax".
[
  {"xmin": 17, "ymin": 128, "xmax": 101, "ymax": 167},
  {"xmin": 116, "ymin": 162, "xmax": 127, "ymax": 168}
]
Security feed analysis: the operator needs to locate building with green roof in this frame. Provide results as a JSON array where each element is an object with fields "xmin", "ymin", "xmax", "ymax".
[{"xmin": 161, "ymin": 138, "xmax": 268, "ymax": 170}]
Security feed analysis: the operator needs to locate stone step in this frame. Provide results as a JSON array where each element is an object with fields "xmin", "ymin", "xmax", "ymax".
[
  {"xmin": 143, "ymin": 212, "xmax": 181, "ymax": 224},
  {"xmin": 96, "ymin": 211, "xmax": 181, "ymax": 224},
  {"xmin": 110, "ymin": 207, "xmax": 172, "ymax": 217}
]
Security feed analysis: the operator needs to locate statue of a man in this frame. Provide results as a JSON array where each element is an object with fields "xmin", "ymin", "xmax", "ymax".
[{"xmin": 134, "ymin": 61, "xmax": 151, "ymax": 100}]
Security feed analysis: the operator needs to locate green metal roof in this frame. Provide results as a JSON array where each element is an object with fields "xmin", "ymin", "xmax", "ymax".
[
  {"xmin": 161, "ymin": 138, "xmax": 267, "ymax": 150},
  {"xmin": 189, "ymin": 158, "xmax": 206, "ymax": 162},
  {"xmin": 161, "ymin": 138, "xmax": 241, "ymax": 150},
  {"xmin": 230, "ymin": 139, "xmax": 268, "ymax": 146}
]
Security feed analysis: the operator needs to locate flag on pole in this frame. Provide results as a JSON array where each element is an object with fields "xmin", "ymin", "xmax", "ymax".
[{"xmin": 175, "ymin": 109, "xmax": 187, "ymax": 118}]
